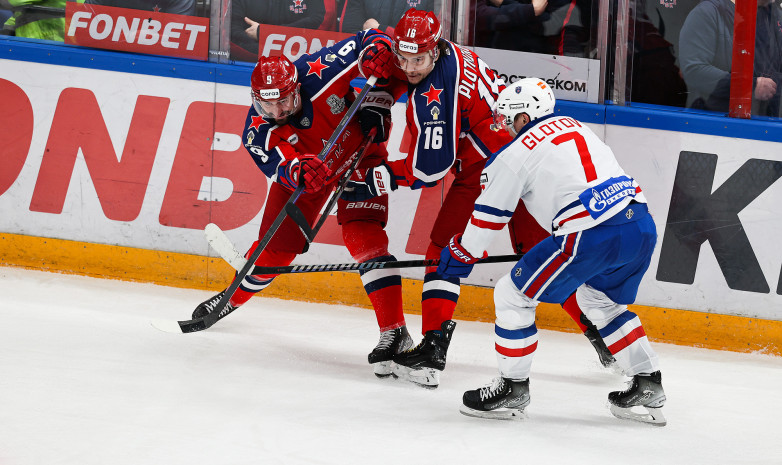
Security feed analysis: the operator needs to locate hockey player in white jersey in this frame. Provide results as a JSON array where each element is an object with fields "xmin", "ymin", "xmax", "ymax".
[{"xmin": 436, "ymin": 78, "xmax": 666, "ymax": 425}]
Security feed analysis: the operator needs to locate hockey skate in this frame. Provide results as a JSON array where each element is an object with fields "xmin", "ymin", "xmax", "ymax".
[
  {"xmin": 368, "ymin": 326, "xmax": 413, "ymax": 378},
  {"xmin": 391, "ymin": 320, "xmax": 456, "ymax": 389},
  {"xmin": 460, "ymin": 377, "xmax": 530, "ymax": 420},
  {"xmin": 608, "ymin": 370, "xmax": 667, "ymax": 426},
  {"xmin": 192, "ymin": 290, "xmax": 236, "ymax": 319}
]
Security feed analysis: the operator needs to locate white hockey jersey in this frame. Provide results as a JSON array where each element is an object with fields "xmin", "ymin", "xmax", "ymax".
[{"xmin": 460, "ymin": 114, "xmax": 647, "ymax": 257}]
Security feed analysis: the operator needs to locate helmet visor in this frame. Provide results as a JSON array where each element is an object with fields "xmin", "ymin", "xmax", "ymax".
[
  {"xmin": 492, "ymin": 108, "xmax": 511, "ymax": 133},
  {"xmin": 395, "ymin": 50, "xmax": 435, "ymax": 73},
  {"xmin": 252, "ymin": 88, "xmax": 300, "ymax": 121}
]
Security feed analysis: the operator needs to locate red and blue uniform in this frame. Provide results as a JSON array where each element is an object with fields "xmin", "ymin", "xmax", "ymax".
[
  {"xmin": 234, "ymin": 30, "xmax": 407, "ymax": 332},
  {"xmin": 387, "ymin": 40, "xmax": 551, "ymax": 334}
]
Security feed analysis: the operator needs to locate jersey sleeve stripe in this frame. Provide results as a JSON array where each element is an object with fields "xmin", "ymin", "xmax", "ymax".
[
  {"xmin": 470, "ymin": 216, "xmax": 506, "ymax": 230},
  {"xmin": 474, "ymin": 203, "xmax": 514, "ymax": 218}
]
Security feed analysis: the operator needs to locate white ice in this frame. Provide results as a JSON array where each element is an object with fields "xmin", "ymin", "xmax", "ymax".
[{"xmin": 1, "ymin": 267, "xmax": 781, "ymax": 465}]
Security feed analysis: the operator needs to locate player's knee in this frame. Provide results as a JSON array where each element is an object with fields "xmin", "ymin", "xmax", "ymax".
[
  {"xmin": 342, "ymin": 220, "xmax": 390, "ymax": 262},
  {"xmin": 575, "ymin": 284, "xmax": 626, "ymax": 328},
  {"xmin": 494, "ymin": 274, "xmax": 537, "ymax": 328}
]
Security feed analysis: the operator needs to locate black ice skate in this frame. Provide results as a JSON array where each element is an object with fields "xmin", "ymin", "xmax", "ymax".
[
  {"xmin": 192, "ymin": 290, "xmax": 236, "ymax": 319},
  {"xmin": 608, "ymin": 370, "xmax": 667, "ymax": 426},
  {"xmin": 460, "ymin": 377, "xmax": 530, "ymax": 420},
  {"xmin": 391, "ymin": 320, "xmax": 456, "ymax": 388},
  {"xmin": 368, "ymin": 326, "xmax": 413, "ymax": 378}
]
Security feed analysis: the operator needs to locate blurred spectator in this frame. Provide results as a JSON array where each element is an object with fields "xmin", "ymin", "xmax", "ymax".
[
  {"xmin": 0, "ymin": 8, "xmax": 11, "ymax": 27},
  {"xmin": 628, "ymin": 0, "xmax": 687, "ymax": 107},
  {"xmin": 84, "ymin": 0, "xmax": 196, "ymax": 16},
  {"xmin": 679, "ymin": 0, "xmax": 782, "ymax": 117},
  {"xmin": 539, "ymin": 0, "xmax": 593, "ymax": 56},
  {"xmin": 231, "ymin": 0, "xmax": 327, "ymax": 57},
  {"xmin": 338, "ymin": 0, "xmax": 434, "ymax": 34},
  {"xmin": 1, "ymin": 0, "xmax": 69, "ymax": 40},
  {"xmin": 474, "ymin": 0, "xmax": 548, "ymax": 53}
]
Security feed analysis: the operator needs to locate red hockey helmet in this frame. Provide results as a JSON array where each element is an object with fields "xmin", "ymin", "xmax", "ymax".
[
  {"xmin": 250, "ymin": 55, "xmax": 300, "ymax": 119},
  {"xmin": 393, "ymin": 9, "xmax": 442, "ymax": 55}
]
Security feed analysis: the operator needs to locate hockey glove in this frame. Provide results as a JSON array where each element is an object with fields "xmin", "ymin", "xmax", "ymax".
[
  {"xmin": 279, "ymin": 155, "xmax": 331, "ymax": 193},
  {"xmin": 341, "ymin": 162, "xmax": 397, "ymax": 201},
  {"xmin": 358, "ymin": 36, "xmax": 395, "ymax": 85},
  {"xmin": 437, "ymin": 234, "xmax": 487, "ymax": 279},
  {"xmin": 366, "ymin": 161, "xmax": 397, "ymax": 197},
  {"xmin": 341, "ymin": 167, "xmax": 374, "ymax": 202},
  {"xmin": 358, "ymin": 90, "xmax": 393, "ymax": 143}
]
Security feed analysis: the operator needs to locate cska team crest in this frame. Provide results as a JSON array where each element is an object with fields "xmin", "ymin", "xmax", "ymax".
[{"xmin": 290, "ymin": 0, "xmax": 307, "ymax": 14}]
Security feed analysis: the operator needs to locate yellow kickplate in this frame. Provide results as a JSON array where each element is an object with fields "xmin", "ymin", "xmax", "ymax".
[{"xmin": 2, "ymin": 232, "xmax": 780, "ymax": 356}]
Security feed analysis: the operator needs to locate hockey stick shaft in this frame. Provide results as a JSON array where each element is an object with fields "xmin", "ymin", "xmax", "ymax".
[
  {"xmin": 247, "ymin": 254, "xmax": 524, "ymax": 275},
  {"xmin": 202, "ymin": 131, "xmax": 377, "ymax": 272},
  {"xmin": 205, "ymin": 222, "xmax": 523, "ymax": 275},
  {"xmin": 309, "ymin": 128, "xmax": 376, "ymax": 237},
  {"xmin": 175, "ymin": 76, "xmax": 379, "ymax": 333}
]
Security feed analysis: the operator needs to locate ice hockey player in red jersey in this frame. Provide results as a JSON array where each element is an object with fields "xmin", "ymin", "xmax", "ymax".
[
  {"xmin": 438, "ymin": 78, "xmax": 665, "ymax": 425},
  {"xmin": 192, "ymin": 30, "xmax": 412, "ymax": 378},
  {"xmin": 346, "ymin": 8, "xmax": 614, "ymax": 388}
]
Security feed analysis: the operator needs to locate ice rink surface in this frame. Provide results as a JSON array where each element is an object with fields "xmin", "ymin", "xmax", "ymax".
[{"xmin": 1, "ymin": 266, "xmax": 781, "ymax": 465}]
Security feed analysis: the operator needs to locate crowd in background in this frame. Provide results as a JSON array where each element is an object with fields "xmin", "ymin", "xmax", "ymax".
[{"xmin": 1, "ymin": 0, "xmax": 780, "ymax": 118}]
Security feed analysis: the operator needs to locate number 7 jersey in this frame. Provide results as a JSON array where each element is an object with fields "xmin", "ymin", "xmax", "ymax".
[{"xmin": 462, "ymin": 114, "xmax": 648, "ymax": 254}]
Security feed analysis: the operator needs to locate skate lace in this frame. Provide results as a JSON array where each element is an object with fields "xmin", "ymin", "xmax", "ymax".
[
  {"xmin": 479, "ymin": 377, "xmax": 507, "ymax": 401},
  {"xmin": 375, "ymin": 329, "xmax": 397, "ymax": 350}
]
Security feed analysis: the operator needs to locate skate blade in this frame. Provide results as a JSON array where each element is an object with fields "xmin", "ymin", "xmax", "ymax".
[
  {"xmin": 391, "ymin": 364, "xmax": 439, "ymax": 389},
  {"xmin": 609, "ymin": 404, "xmax": 667, "ymax": 426},
  {"xmin": 373, "ymin": 361, "xmax": 394, "ymax": 378},
  {"xmin": 459, "ymin": 405, "xmax": 528, "ymax": 420}
]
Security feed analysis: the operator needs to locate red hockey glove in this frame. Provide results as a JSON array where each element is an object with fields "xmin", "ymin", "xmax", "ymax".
[
  {"xmin": 437, "ymin": 234, "xmax": 487, "ymax": 279},
  {"xmin": 279, "ymin": 155, "xmax": 331, "ymax": 193},
  {"xmin": 358, "ymin": 36, "xmax": 395, "ymax": 85}
]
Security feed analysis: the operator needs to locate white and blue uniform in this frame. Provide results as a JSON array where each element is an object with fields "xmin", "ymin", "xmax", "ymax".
[{"xmin": 460, "ymin": 114, "xmax": 660, "ymax": 378}]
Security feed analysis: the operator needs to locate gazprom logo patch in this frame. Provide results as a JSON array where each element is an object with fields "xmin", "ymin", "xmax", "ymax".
[
  {"xmin": 259, "ymin": 89, "xmax": 281, "ymax": 99},
  {"xmin": 398, "ymin": 41, "xmax": 418, "ymax": 53}
]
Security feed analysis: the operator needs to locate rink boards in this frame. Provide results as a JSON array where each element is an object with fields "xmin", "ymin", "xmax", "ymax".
[{"xmin": 1, "ymin": 41, "xmax": 781, "ymax": 355}]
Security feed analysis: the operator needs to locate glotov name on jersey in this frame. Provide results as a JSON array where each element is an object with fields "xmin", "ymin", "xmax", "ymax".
[
  {"xmin": 520, "ymin": 116, "xmax": 583, "ymax": 150},
  {"xmin": 65, "ymin": 3, "xmax": 209, "ymax": 60}
]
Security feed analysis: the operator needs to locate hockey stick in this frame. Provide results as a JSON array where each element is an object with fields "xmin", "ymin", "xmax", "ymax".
[
  {"xmin": 202, "ymin": 130, "xmax": 377, "ymax": 272},
  {"xmin": 282, "ymin": 127, "xmax": 377, "ymax": 244},
  {"xmin": 153, "ymin": 76, "xmax": 378, "ymax": 334},
  {"xmin": 205, "ymin": 222, "xmax": 524, "ymax": 275}
]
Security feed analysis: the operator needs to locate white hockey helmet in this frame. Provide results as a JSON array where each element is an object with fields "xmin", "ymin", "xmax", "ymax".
[{"xmin": 494, "ymin": 78, "xmax": 555, "ymax": 134}]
